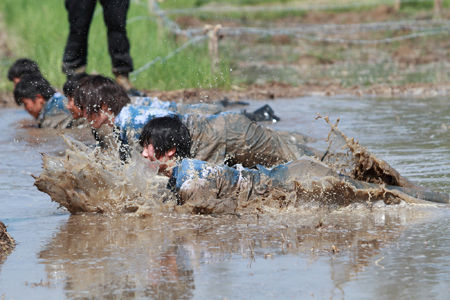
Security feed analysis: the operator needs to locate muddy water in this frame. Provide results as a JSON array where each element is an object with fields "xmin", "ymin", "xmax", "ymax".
[{"xmin": 0, "ymin": 96, "xmax": 449, "ymax": 299}]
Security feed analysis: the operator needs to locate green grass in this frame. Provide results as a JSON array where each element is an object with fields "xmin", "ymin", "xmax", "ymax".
[{"xmin": 0, "ymin": 0, "xmax": 231, "ymax": 92}]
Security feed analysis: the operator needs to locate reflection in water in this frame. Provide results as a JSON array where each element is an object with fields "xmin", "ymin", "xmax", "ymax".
[
  {"xmin": 39, "ymin": 215, "xmax": 195, "ymax": 299},
  {"xmin": 38, "ymin": 207, "xmax": 434, "ymax": 298}
]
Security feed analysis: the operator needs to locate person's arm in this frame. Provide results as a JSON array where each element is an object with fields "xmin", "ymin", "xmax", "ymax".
[{"xmin": 171, "ymin": 159, "xmax": 260, "ymax": 214}]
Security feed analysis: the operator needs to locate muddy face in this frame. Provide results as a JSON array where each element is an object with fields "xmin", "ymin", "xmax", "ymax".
[
  {"xmin": 66, "ymin": 97, "xmax": 83, "ymax": 119},
  {"xmin": 22, "ymin": 97, "xmax": 44, "ymax": 119}
]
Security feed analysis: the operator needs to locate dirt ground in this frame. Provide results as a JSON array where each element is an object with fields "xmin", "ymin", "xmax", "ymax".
[{"xmin": 2, "ymin": 81, "xmax": 448, "ymax": 109}]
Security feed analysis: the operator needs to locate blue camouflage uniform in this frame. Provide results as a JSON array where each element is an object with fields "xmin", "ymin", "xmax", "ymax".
[
  {"xmin": 114, "ymin": 104, "xmax": 176, "ymax": 144},
  {"xmin": 131, "ymin": 96, "xmax": 223, "ymax": 115},
  {"xmin": 37, "ymin": 92, "xmax": 73, "ymax": 129}
]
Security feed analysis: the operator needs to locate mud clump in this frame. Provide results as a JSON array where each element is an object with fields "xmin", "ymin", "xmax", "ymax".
[
  {"xmin": 0, "ymin": 221, "xmax": 15, "ymax": 259},
  {"xmin": 320, "ymin": 116, "xmax": 420, "ymax": 190},
  {"xmin": 175, "ymin": 176, "xmax": 417, "ymax": 216}
]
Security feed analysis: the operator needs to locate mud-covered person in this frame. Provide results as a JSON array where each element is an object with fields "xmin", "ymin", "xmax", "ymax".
[
  {"xmin": 7, "ymin": 58, "xmax": 42, "ymax": 88},
  {"xmin": 138, "ymin": 116, "xmax": 335, "ymax": 213},
  {"xmin": 13, "ymin": 74, "xmax": 75, "ymax": 129},
  {"xmin": 76, "ymin": 75, "xmax": 317, "ymax": 167},
  {"xmin": 139, "ymin": 116, "xmax": 449, "ymax": 214}
]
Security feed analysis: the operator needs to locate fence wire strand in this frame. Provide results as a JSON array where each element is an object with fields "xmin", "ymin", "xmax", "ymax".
[
  {"xmin": 163, "ymin": 0, "xmax": 436, "ymax": 15},
  {"xmin": 131, "ymin": 0, "xmax": 449, "ymax": 77},
  {"xmin": 130, "ymin": 35, "xmax": 207, "ymax": 80},
  {"xmin": 152, "ymin": 1, "xmax": 449, "ymax": 42}
]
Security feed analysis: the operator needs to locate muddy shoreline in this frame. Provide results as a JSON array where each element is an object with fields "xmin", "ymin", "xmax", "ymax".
[{"xmin": 1, "ymin": 81, "xmax": 448, "ymax": 109}]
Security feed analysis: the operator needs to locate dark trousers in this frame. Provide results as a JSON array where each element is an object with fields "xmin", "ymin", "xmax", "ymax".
[{"xmin": 62, "ymin": 0, "xmax": 133, "ymax": 75}]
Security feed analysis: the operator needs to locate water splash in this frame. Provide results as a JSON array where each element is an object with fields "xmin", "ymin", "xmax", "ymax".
[
  {"xmin": 34, "ymin": 125, "xmax": 439, "ymax": 216},
  {"xmin": 319, "ymin": 115, "xmax": 422, "ymax": 189},
  {"xmin": 34, "ymin": 136, "xmax": 176, "ymax": 216}
]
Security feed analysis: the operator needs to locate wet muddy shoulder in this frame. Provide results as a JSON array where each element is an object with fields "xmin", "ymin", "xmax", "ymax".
[{"xmin": 0, "ymin": 221, "xmax": 15, "ymax": 259}]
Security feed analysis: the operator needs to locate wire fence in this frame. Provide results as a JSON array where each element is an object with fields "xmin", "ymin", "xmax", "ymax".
[
  {"xmin": 162, "ymin": 0, "xmax": 437, "ymax": 15},
  {"xmin": 130, "ymin": 35, "xmax": 207, "ymax": 79},
  {"xmin": 131, "ymin": 0, "xmax": 449, "ymax": 85}
]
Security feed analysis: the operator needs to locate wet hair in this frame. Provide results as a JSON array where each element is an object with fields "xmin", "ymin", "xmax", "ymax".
[
  {"xmin": 13, "ymin": 74, "xmax": 56, "ymax": 105},
  {"xmin": 63, "ymin": 73, "xmax": 89, "ymax": 98},
  {"xmin": 139, "ymin": 116, "xmax": 192, "ymax": 159},
  {"xmin": 74, "ymin": 75, "xmax": 130, "ymax": 115},
  {"xmin": 7, "ymin": 58, "xmax": 42, "ymax": 81}
]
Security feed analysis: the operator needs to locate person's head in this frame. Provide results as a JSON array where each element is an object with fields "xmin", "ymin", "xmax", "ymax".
[
  {"xmin": 13, "ymin": 74, "xmax": 55, "ymax": 119},
  {"xmin": 7, "ymin": 58, "xmax": 42, "ymax": 87},
  {"xmin": 63, "ymin": 73, "xmax": 89, "ymax": 119},
  {"xmin": 139, "ymin": 116, "xmax": 191, "ymax": 173},
  {"xmin": 74, "ymin": 75, "xmax": 130, "ymax": 129}
]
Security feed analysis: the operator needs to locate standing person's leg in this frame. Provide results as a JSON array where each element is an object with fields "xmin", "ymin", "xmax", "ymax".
[
  {"xmin": 62, "ymin": 0, "xmax": 97, "ymax": 76},
  {"xmin": 100, "ymin": 0, "xmax": 133, "ymax": 84}
]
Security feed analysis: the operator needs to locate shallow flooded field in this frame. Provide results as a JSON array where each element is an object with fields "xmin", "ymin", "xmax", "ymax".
[{"xmin": 0, "ymin": 96, "xmax": 449, "ymax": 299}]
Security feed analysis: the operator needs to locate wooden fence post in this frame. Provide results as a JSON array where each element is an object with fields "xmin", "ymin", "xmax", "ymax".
[
  {"xmin": 394, "ymin": 0, "xmax": 401, "ymax": 11},
  {"xmin": 434, "ymin": 0, "xmax": 442, "ymax": 19},
  {"xmin": 204, "ymin": 24, "xmax": 222, "ymax": 73}
]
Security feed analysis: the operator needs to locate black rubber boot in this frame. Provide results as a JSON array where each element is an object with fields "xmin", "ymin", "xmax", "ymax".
[{"xmin": 244, "ymin": 104, "xmax": 280, "ymax": 122}]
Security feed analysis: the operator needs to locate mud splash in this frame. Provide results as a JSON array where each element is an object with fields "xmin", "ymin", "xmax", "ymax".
[
  {"xmin": 34, "ymin": 136, "xmax": 176, "ymax": 215},
  {"xmin": 320, "ymin": 116, "xmax": 420, "ymax": 189},
  {"xmin": 34, "ymin": 124, "xmax": 438, "ymax": 216}
]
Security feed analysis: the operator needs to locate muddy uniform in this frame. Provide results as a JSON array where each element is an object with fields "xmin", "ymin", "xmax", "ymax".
[
  {"xmin": 170, "ymin": 157, "xmax": 336, "ymax": 213},
  {"xmin": 114, "ymin": 105, "xmax": 317, "ymax": 167},
  {"xmin": 184, "ymin": 112, "xmax": 317, "ymax": 167},
  {"xmin": 37, "ymin": 92, "xmax": 74, "ymax": 129},
  {"xmin": 170, "ymin": 157, "xmax": 449, "ymax": 213}
]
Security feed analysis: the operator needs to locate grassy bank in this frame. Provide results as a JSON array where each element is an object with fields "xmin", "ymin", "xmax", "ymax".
[{"xmin": 0, "ymin": 0, "xmax": 231, "ymax": 92}]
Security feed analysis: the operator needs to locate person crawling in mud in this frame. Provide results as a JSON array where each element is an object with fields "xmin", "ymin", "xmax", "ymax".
[
  {"xmin": 13, "ymin": 73, "xmax": 74, "ymax": 129},
  {"xmin": 138, "ymin": 116, "xmax": 449, "ymax": 214},
  {"xmin": 7, "ymin": 58, "xmax": 42, "ymax": 88},
  {"xmin": 76, "ymin": 75, "xmax": 278, "ymax": 121},
  {"xmin": 75, "ymin": 75, "xmax": 317, "ymax": 167}
]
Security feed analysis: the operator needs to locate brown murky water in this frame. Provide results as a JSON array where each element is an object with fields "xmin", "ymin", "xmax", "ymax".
[{"xmin": 0, "ymin": 96, "xmax": 449, "ymax": 299}]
